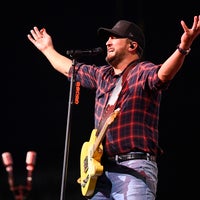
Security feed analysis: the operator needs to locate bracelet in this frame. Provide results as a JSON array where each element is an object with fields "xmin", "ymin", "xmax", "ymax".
[{"xmin": 177, "ymin": 44, "xmax": 191, "ymax": 55}]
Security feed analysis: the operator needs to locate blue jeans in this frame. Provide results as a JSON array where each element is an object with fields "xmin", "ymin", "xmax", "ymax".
[{"xmin": 87, "ymin": 159, "xmax": 158, "ymax": 200}]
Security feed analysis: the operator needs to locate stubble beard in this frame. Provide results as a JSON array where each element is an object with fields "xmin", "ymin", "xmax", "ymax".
[{"xmin": 106, "ymin": 53, "xmax": 121, "ymax": 67}]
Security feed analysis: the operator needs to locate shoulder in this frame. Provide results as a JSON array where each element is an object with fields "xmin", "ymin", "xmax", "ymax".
[{"xmin": 135, "ymin": 61, "xmax": 162, "ymax": 71}]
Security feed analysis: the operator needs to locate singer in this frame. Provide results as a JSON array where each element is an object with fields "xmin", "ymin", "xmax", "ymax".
[{"xmin": 27, "ymin": 16, "xmax": 200, "ymax": 200}]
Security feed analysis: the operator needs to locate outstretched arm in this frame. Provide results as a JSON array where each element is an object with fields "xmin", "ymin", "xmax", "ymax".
[
  {"xmin": 27, "ymin": 27, "xmax": 72, "ymax": 77},
  {"xmin": 158, "ymin": 15, "xmax": 200, "ymax": 82}
]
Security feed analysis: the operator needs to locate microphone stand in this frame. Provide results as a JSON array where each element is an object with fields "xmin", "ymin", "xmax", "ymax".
[{"xmin": 60, "ymin": 57, "xmax": 78, "ymax": 200}]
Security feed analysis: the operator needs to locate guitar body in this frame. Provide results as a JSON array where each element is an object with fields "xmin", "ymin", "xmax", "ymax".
[
  {"xmin": 78, "ymin": 108, "xmax": 120, "ymax": 197},
  {"xmin": 80, "ymin": 129, "xmax": 104, "ymax": 197}
]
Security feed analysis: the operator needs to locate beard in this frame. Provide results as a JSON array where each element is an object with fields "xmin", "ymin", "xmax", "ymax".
[{"xmin": 105, "ymin": 51, "xmax": 124, "ymax": 67}]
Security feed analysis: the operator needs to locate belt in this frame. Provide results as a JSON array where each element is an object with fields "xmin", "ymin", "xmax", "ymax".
[{"xmin": 108, "ymin": 152, "xmax": 156, "ymax": 163}]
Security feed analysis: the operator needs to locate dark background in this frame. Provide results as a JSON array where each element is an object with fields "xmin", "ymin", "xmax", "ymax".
[{"xmin": 2, "ymin": 1, "xmax": 199, "ymax": 199}]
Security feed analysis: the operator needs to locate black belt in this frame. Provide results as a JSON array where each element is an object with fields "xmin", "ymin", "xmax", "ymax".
[{"xmin": 108, "ymin": 152, "xmax": 156, "ymax": 163}]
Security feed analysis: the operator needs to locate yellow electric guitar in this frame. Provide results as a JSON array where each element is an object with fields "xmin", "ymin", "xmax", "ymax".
[{"xmin": 77, "ymin": 107, "xmax": 120, "ymax": 197}]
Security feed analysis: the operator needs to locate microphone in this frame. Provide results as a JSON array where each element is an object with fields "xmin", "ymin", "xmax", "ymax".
[
  {"xmin": 66, "ymin": 47, "xmax": 103, "ymax": 57},
  {"xmin": 26, "ymin": 151, "xmax": 37, "ymax": 171},
  {"xmin": 26, "ymin": 151, "xmax": 37, "ymax": 190},
  {"xmin": 2, "ymin": 152, "xmax": 14, "ymax": 190},
  {"xmin": 2, "ymin": 151, "xmax": 37, "ymax": 199},
  {"xmin": 2, "ymin": 152, "xmax": 13, "ymax": 172}
]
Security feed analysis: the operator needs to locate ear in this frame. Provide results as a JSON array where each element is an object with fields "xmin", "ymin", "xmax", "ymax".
[
  {"xmin": 129, "ymin": 42, "xmax": 137, "ymax": 50},
  {"xmin": 130, "ymin": 43, "xmax": 134, "ymax": 49}
]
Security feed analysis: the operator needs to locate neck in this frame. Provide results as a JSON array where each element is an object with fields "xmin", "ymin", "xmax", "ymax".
[{"xmin": 113, "ymin": 58, "xmax": 140, "ymax": 75}]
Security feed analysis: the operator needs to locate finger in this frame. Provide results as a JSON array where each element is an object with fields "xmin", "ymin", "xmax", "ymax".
[
  {"xmin": 33, "ymin": 26, "xmax": 40, "ymax": 35},
  {"xmin": 191, "ymin": 16, "xmax": 199, "ymax": 30},
  {"xmin": 29, "ymin": 29, "xmax": 38, "ymax": 40},
  {"xmin": 27, "ymin": 34, "xmax": 36, "ymax": 44},
  {"xmin": 32, "ymin": 27, "xmax": 44, "ymax": 39},
  {"xmin": 180, "ymin": 20, "xmax": 188, "ymax": 32},
  {"xmin": 197, "ymin": 15, "xmax": 200, "ymax": 29},
  {"xmin": 40, "ymin": 28, "xmax": 45, "ymax": 34}
]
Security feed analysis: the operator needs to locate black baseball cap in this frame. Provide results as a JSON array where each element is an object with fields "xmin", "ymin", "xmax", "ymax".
[{"xmin": 97, "ymin": 20, "xmax": 145, "ymax": 51}]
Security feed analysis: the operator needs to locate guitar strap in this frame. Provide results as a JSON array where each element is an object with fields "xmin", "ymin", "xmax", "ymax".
[
  {"xmin": 99, "ymin": 59, "xmax": 139, "ymax": 128},
  {"xmin": 106, "ymin": 162, "xmax": 147, "ymax": 184},
  {"xmin": 99, "ymin": 59, "xmax": 148, "ymax": 184}
]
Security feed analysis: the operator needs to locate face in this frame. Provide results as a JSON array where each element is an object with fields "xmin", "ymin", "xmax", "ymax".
[{"xmin": 105, "ymin": 36, "xmax": 130, "ymax": 67}]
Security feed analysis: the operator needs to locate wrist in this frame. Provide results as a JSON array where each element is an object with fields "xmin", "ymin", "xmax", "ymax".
[{"xmin": 177, "ymin": 44, "xmax": 191, "ymax": 55}]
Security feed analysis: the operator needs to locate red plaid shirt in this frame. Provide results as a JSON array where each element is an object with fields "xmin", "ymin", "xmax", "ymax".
[{"xmin": 68, "ymin": 61, "xmax": 170, "ymax": 156}]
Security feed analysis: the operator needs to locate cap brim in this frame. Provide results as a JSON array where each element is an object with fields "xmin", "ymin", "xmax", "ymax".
[{"xmin": 97, "ymin": 28, "xmax": 124, "ymax": 39}]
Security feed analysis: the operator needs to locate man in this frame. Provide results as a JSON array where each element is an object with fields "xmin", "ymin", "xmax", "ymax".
[{"xmin": 27, "ymin": 16, "xmax": 200, "ymax": 200}]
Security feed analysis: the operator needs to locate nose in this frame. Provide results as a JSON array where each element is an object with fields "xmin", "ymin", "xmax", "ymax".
[{"xmin": 106, "ymin": 37, "xmax": 112, "ymax": 46}]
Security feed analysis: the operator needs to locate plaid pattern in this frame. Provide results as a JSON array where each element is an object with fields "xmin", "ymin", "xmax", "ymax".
[{"xmin": 68, "ymin": 61, "xmax": 170, "ymax": 157}]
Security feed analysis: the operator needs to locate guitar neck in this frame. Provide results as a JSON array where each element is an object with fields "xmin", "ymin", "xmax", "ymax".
[
  {"xmin": 90, "ymin": 108, "xmax": 120, "ymax": 158},
  {"xmin": 92, "ymin": 123, "xmax": 109, "ymax": 155}
]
